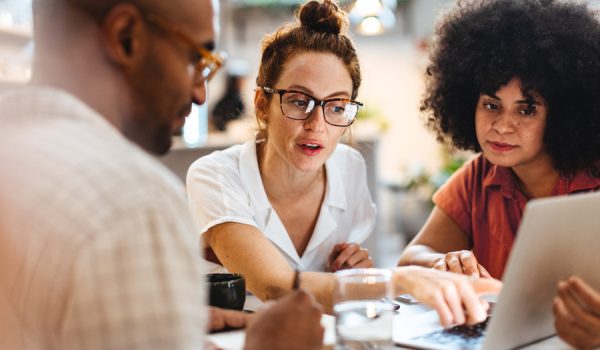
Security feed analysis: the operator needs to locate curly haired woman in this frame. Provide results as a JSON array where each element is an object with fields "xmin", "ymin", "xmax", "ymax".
[{"xmin": 398, "ymin": 0, "xmax": 600, "ymax": 346}]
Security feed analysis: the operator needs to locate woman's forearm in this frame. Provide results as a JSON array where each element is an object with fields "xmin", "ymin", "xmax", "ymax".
[
  {"xmin": 397, "ymin": 244, "xmax": 445, "ymax": 268},
  {"xmin": 261, "ymin": 271, "xmax": 336, "ymax": 314},
  {"xmin": 300, "ymin": 271, "xmax": 336, "ymax": 313}
]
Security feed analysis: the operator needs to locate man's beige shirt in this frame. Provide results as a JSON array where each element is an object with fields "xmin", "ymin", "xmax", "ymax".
[{"xmin": 0, "ymin": 87, "xmax": 206, "ymax": 350}]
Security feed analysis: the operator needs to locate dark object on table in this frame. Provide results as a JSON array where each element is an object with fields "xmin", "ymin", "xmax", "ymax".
[
  {"xmin": 206, "ymin": 273, "xmax": 246, "ymax": 310},
  {"xmin": 211, "ymin": 74, "xmax": 245, "ymax": 131}
]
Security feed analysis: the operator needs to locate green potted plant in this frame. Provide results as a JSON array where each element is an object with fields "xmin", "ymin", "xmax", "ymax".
[{"xmin": 393, "ymin": 150, "xmax": 467, "ymax": 240}]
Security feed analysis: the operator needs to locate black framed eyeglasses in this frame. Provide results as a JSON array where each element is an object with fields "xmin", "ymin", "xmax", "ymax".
[
  {"xmin": 260, "ymin": 86, "xmax": 363, "ymax": 127},
  {"xmin": 144, "ymin": 13, "xmax": 227, "ymax": 82}
]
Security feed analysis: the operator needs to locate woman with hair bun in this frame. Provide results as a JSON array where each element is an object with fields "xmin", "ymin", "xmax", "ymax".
[
  {"xmin": 187, "ymin": 0, "xmax": 499, "ymax": 322},
  {"xmin": 187, "ymin": 0, "xmax": 376, "ymax": 307},
  {"xmin": 398, "ymin": 0, "xmax": 600, "ymax": 281}
]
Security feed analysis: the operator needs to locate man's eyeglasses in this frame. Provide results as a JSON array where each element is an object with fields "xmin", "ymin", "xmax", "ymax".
[
  {"xmin": 260, "ymin": 87, "xmax": 363, "ymax": 127},
  {"xmin": 144, "ymin": 13, "xmax": 226, "ymax": 82}
]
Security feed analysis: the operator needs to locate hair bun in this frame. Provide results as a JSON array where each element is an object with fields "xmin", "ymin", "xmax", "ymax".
[{"xmin": 298, "ymin": 0, "xmax": 348, "ymax": 35}]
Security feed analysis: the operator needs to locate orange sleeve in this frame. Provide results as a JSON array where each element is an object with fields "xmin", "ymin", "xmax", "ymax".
[{"xmin": 432, "ymin": 156, "xmax": 483, "ymax": 237}]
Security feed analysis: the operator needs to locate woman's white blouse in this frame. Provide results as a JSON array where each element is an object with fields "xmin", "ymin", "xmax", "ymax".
[{"xmin": 186, "ymin": 139, "xmax": 376, "ymax": 272}]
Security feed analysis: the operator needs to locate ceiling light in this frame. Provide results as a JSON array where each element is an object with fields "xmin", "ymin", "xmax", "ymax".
[{"xmin": 349, "ymin": 0, "xmax": 396, "ymax": 35}]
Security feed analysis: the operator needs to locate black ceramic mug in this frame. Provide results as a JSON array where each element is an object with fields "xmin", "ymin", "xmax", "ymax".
[{"xmin": 206, "ymin": 273, "xmax": 246, "ymax": 310}]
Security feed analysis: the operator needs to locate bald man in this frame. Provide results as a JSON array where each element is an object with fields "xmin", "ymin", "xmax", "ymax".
[{"xmin": 0, "ymin": 0, "xmax": 323, "ymax": 349}]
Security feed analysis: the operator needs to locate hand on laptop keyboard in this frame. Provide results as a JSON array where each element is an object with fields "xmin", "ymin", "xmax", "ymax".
[{"xmin": 394, "ymin": 266, "xmax": 502, "ymax": 327}]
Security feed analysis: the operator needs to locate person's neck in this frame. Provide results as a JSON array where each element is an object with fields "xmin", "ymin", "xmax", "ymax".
[
  {"xmin": 511, "ymin": 158, "xmax": 560, "ymax": 199},
  {"xmin": 257, "ymin": 141, "xmax": 325, "ymax": 202},
  {"xmin": 30, "ymin": 57, "xmax": 129, "ymax": 134}
]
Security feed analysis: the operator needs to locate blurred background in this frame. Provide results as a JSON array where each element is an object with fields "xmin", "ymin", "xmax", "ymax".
[{"xmin": 0, "ymin": 0, "xmax": 500, "ymax": 266}]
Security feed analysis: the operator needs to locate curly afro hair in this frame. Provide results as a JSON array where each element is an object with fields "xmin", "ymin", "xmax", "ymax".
[{"xmin": 422, "ymin": 0, "xmax": 600, "ymax": 174}]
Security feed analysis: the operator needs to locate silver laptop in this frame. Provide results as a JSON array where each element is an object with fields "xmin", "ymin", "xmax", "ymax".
[{"xmin": 394, "ymin": 191, "xmax": 600, "ymax": 350}]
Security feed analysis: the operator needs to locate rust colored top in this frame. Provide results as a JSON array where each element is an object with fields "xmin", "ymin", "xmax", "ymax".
[{"xmin": 433, "ymin": 155, "xmax": 600, "ymax": 279}]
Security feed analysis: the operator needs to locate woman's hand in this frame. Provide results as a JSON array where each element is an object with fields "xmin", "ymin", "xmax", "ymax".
[
  {"xmin": 394, "ymin": 266, "xmax": 502, "ymax": 327},
  {"xmin": 208, "ymin": 306, "xmax": 252, "ymax": 332},
  {"xmin": 328, "ymin": 242, "xmax": 373, "ymax": 272},
  {"xmin": 553, "ymin": 276, "xmax": 600, "ymax": 349},
  {"xmin": 432, "ymin": 250, "xmax": 491, "ymax": 278}
]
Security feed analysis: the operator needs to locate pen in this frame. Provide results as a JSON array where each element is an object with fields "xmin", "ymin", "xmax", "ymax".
[{"xmin": 292, "ymin": 268, "xmax": 301, "ymax": 290}]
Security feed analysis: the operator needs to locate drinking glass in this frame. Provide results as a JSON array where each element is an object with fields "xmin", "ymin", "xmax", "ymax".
[{"xmin": 334, "ymin": 268, "xmax": 395, "ymax": 350}]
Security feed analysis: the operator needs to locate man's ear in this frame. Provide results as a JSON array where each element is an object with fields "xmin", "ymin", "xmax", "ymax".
[
  {"xmin": 254, "ymin": 89, "xmax": 269, "ymax": 124},
  {"xmin": 99, "ymin": 4, "xmax": 146, "ymax": 67}
]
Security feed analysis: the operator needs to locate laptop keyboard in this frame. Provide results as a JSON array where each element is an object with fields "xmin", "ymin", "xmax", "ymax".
[{"xmin": 411, "ymin": 317, "xmax": 490, "ymax": 348}]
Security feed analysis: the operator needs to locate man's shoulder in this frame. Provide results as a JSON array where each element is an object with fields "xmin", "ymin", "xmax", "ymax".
[
  {"xmin": 80, "ymin": 136, "xmax": 185, "ymax": 208},
  {"xmin": 0, "ymin": 87, "xmax": 186, "ymax": 228},
  {"xmin": 44, "ymin": 120, "xmax": 180, "ymax": 195}
]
